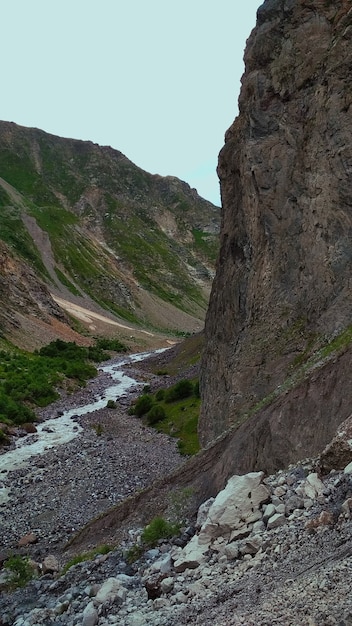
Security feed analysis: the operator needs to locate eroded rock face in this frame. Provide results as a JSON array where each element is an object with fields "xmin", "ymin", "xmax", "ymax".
[{"xmin": 200, "ymin": 0, "xmax": 352, "ymax": 445}]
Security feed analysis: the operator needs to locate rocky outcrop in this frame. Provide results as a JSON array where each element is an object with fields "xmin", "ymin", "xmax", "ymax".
[{"xmin": 200, "ymin": 1, "xmax": 352, "ymax": 445}]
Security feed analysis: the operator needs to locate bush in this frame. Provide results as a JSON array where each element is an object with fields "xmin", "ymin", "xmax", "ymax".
[
  {"xmin": 133, "ymin": 394, "xmax": 153, "ymax": 417},
  {"xmin": 146, "ymin": 404, "xmax": 166, "ymax": 425},
  {"xmin": 106, "ymin": 399, "xmax": 117, "ymax": 409},
  {"xmin": 155, "ymin": 389, "xmax": 165, "ymax": 401},
  {"xmin": 4, "ymin": 554, "xmax": 35, "ymax": 589},
  {"xmin": 95, "ymin": 338, "xmax": 127, "ymax": 353},
  {"xmin": 193, "ymin": 379, "xmax": 200, "ymax": 398},
  {"xmin": 92, "ymin": 423, "xmax": 104, "ymax": 436},
  {"xmin": 141, "ymin": 517, "xmax": 180, "ymax": 547},
  {"xmin": 165, "ymin": 379, "xmax": 193, "ymax": 403}
]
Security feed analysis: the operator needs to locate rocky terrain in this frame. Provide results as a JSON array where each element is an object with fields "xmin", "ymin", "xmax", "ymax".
[
  {"xmin": 0, "ymin": 356, "xmax": 185, "ymax": 562},
  {"xmin": 1, "ymin": 414, "xmax": 352, "ymax": 625}
]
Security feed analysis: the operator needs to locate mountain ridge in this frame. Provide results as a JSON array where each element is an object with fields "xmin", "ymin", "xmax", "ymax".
[{"xmin": 0, "ymin": 120, "xmax": 220, "ymax": 350}]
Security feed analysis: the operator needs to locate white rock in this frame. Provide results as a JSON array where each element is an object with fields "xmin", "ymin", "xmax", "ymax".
[
  {"xmin": 304, "ymin": 473, "xmax": 325, "ymax": 499},
  {"xmin": 263, "ymin": 503, "xmax": 276, "ymax": 522},
  {"xmin": 240, "ymin": 535, "xmax": 262, "ymax": 555},
  {"xmin": 125, "ymin": 612, "xmax": 146, "ymax": 626},
  {"xmin": 267, "ymin": 513, "xmax": 286, "ymax": 530},
  {"xmin": 153, "ymin": 597, "xmax": 171, "ymax": 609},
  {"xmin": 161, "ymin": 576, "xmax": 174, "ymax": 593},
  {"xmin": 151, "ymin": 553, "xmax": 172, "ymax": 574},
  {"xmin": 95, "ymin": 577, "xmax": 126, "ymax": 605},
  {"xmin": 200, "ymin": 472, "xmax": 269, "ymax": 543},
  {"xmin": 82, "ymin": 601, "xmax": 99, "ymax": 626},
  {"xmin": 196, "ymin": 497, "xmax": 215, "ymax": 528},
  {"xmin": 173, "ymin": 535, "xmax": 208, "ymax": 572}
]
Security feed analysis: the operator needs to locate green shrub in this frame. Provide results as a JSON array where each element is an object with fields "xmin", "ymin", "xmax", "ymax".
[
  {"xmin": 193, "ymin": 379, "xmax": 200, "ymax": 398},
  {"xmin": 165, "ymin": 379, "xmax": 193, "ymax": 403},
  {"xmin": 133, "ymin": 394, "xmax": 154, "ymax": 417},
  {"xmin": 155, "ymin": 389, "xmax": 165, "ymax": 401},
  {"xmin": 143, "ymin": 384, "xmax": 151, "ymax": 393},
  {"xmin": 106, "ymin": 399, "xmax": 117, "ymax": 409},
  {"xmin": 125, "ymin": 544, "xmax": 144, "ymax": 564},
  {"xmin": 92, "ymin": 423, "xmax": 104, "ymax": 436},
  {"xmin": 141, "ymin": 516, "xmax": 181, "ymax": 547},
  {"xmin": 95, "ymin": 338, "xmax": 127, "ymax": 352},
  {"xmin": 146, "ymin": 404, "xmax": 166, "ymax": 425},
  {"xmin": 4, "ymin": 554, "xmax": 35, "ymax": 589},
  {"xmin": 62, "ymin": 544, "xmax": 113, "ymax": 574}
]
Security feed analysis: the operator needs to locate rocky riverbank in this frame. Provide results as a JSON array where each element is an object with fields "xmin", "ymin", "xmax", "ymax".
[{"xmin": 0, "ymin": 354, "xmax": 184, "ymax": 562}]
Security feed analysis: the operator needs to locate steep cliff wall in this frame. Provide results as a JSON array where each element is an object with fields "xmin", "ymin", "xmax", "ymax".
[{"xmin": 200, "ymin": 0, "xmax": 352, "ymax": 445}]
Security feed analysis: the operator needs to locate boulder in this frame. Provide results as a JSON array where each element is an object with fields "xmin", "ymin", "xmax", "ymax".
[
  {"xmin": 18, "ymin": 532, "xmax": 38, "ymax": 547},
  {"xmin": 320, "ymin": 415, "xmax": 352, "ymax": 473},
  {"xmin": 173, "ymin": 535, "xmax": 208, "ymax": 573},
  {"xmin": 199, "ymin": 472, "xmax": 270, "ymax": 543},
  {"xmin": 95, "ymin": 577, "xmax": 126, "ymax": 605},
  {"xmin": 82, "ymin": 601, "xmax": 98, "ymax": 626},
  {"xmin": 303, "ymin": 473, "xmax": 325, "ymax": 499},
  {"xmin": 42, "ymin": 555, "xmax": 59, "ymax": 574}
]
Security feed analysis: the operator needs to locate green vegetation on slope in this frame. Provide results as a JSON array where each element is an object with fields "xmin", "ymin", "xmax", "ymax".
[
  {"xmin": 0, "ymin": 338, "xmax": 126, "ymax": 428},
  {"xmin": 129, "ymin": 378, "xmax": 200, "ymax": 455}
]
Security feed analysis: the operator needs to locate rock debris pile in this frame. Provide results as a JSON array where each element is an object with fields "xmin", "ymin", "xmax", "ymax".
[{"xmin": 1, "ymin": 454, "xmax": 352, "ymax": 625}]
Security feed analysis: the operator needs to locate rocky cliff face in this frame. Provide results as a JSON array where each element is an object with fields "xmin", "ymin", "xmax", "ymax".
[{"xmin": 200, "ymin": 0, "xmax": 352, "ymax": 445}]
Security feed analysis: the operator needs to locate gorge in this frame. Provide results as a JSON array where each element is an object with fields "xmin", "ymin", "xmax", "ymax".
[{"xmin": 1, "ymin": 0, "xmax": 352, "ymax": 624}]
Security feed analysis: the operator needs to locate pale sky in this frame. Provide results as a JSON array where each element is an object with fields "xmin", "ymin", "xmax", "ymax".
[{"xmin": 2, "ymin": 1, "xmax": 260, "ymax": 206}]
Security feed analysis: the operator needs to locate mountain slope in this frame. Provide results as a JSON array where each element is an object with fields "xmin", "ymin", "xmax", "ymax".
[{"xmin": 0, "ymin": 121, "xmax": 220, "ymax": 348}]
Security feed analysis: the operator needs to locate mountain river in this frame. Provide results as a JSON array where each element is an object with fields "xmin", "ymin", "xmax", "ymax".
[{"xmin": 0, "ymin": 348, "xmax": 166, "ymax": 504}]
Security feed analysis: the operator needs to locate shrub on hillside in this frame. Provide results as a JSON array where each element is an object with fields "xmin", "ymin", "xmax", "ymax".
[
  {"xmin": 133, "ymin": 394, "xmax": 154, "ymax": 417},
  {"xmin": 146, "ymin": 404, "xmax": 166, "ymax": 425},
  {"xmin": 141, "ymin": 516, "xmax": 181, "ymax": 547},
  {"xmin": 165, "ymin": 379, "xmax": 194, "ymax": 403}
]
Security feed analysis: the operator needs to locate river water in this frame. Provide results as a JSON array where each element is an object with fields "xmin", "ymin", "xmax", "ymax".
[{"xmin": 0, "ymin": 349, "xmax": 166, "ymax": 503}]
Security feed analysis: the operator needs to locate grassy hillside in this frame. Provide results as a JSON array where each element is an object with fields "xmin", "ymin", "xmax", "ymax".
[{"xmin": 0, "ymin": 121, "xmax": 219, "ymax": 333}]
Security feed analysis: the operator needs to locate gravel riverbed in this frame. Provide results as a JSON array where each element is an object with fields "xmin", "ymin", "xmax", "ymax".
[{"xmin": 0, "ymin": 355, "xmax": 184, "ymax": 561}]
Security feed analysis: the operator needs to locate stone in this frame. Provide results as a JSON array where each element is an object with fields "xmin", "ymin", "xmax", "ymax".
[
  {"xmin": 200, "ymin": 472, "xmax": 269, "ymax": 543},
  {"xmin": 239, "ymin": 536, "xmax": 262, "ymax": 556},
  {"xmin": 344, "ymin": 461, "xmax": 352, "ymax": 474},
  {"xmin": 95, "ymin": 577, "xmax": 126, "ymax": 605},
  {"xmin": 267, "ymin": 513, "xmax": 286, "ymax": 530},
  {"xmin": 82, "ymin": 601, "xmax": 99, "ymax": 626},
  {"xmin": 151, "ymin": 553, "xmax": 172, "ymax": 575},
  {"xmin": 160, "ymin": 576, "xmax": 174, "ymax": 594},
  {"xmin": 285, "ymin": 494, "xmax": 304, "ymax": 515},
  {"xmin": 18, "ymin": 532, "xmax": 38, "ymax": 547},
  {"xmin": 341, "ymin": 498, "xmax": 352, "ymax": 517},
  {"xmin": 196, "ymin": 497, "xmax": 215, "ymax": 528},
  {"xmin": 263, "ymin": 503, "xmax": 276, "ymax": 523},
  {"xmin": 304, "ymin": 474, "xmax": 325, "ymax": 499},
  {"xmin": 305, "ymin": 510, "xmax": 334, "ymax": 531},
  {"xmin": 320, "ymin": 415, "xmax": 352, "ymax": 473},
  {"xmin": 144, "ymin": 573, "xmax": 166, "ymax": 600},
  {"xmin": 224, "ymin": 542, "xmax": 239, "ymax": 561},
  {"xmin": 42, "ymin": 555, "xmax": 59, "ymax": 574},
  {"xmin": 173, "ymin": 535, "xmax": 208, "ymax": 573}
]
